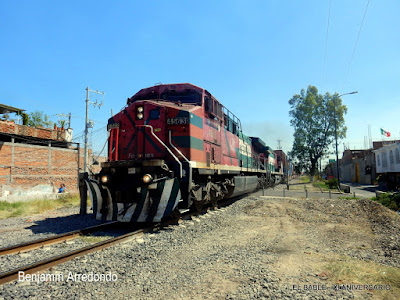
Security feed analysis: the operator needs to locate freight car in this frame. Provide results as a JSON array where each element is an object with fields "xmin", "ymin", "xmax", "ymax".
[{"xmin": 86, "ymin": 83, "xmax": 283, "ymax": 222}]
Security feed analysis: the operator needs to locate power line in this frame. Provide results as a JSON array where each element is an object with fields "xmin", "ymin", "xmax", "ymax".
[
  {"xmin": 71, "ymin": 115, "xmax": 107, "ymax": 124},
  {"xmin": 321, "ymin": 0, "xmax": 332, "ymax": 89},
  {"xmin": 343, "ymin": 0, "xmax": 371, "ymax": 86}
]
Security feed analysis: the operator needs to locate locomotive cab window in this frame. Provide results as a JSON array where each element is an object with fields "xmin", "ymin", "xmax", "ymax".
[
  {"xmin": 205, "ymin": 97, "xmax": 211, "ymax": 112},
  {"xmin": 232, "ymin": 122, "xmax": 237, "ymax": 135},
  {"xmin": 205, "ymin": 96, "xmax": 223, "ymax": 120}
]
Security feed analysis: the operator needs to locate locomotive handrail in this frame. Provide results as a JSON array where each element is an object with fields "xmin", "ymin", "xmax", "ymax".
[
  {"xmin": 135, "ymin": 125, "xmax": 183, "ymax": 178},
  {"xmin": 168, "ymin": 131, "xmax": 191, "ymax": 164}
]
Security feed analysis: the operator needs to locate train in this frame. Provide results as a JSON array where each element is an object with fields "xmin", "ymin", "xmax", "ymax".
[{"xmin": 85, "ymin": 83, "xmax": 284, "ymax": 222}]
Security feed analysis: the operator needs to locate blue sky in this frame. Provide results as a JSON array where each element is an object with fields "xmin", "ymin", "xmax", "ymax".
[{"xmin": 1, "ymin": 0, "xmax": 399, "ymax": 163}]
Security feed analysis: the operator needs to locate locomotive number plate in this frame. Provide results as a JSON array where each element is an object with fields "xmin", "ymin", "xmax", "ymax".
[
  {"xmin": 107, "ymin": 122, "xmax": 120, "ymax": 130},
  {"xmin": 167, "ymin": 117, "xmax": 189, "ymax": 125}
]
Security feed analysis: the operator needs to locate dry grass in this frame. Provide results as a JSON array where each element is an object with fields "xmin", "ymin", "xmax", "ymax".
[
  {"xmin": 0, "ymin": 193, "xmax": 80, "ymax": 219},
  {"xmin": 324, "ymin": 256, "xmax": 400, "ymax": 299}
]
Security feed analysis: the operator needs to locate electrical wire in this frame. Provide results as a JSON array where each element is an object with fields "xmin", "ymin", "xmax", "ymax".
[
  {"xmin": 321, "ymin": 0, "xmax": 332, "ymax": 89},
  {"xmin": 343, "ymin": 0, "xmax": 371, "ymax": 86},
  {"xmin": 93, "ymin": 130, "xmax": 110, "ymax": 161}
]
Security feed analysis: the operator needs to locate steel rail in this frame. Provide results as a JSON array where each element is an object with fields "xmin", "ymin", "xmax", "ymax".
[
  {"xmin": 0, "ymin": 191, "xmax": 259, "ymax": 285},
  {"xmin": 0, "ymin": 222, "xmax": 118, "ymax": 256},
  {"xmin": 0, "ymin": 216, "xmax": 184, "ymax": 285}
]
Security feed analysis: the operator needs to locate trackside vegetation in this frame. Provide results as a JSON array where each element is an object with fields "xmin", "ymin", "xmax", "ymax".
[
  {"xmin": 372, "ymin": 192, "xmax": 400, "ymax": 211},
  {"xmin": 288, "ymin": 85, "xmax": 347, "ymax": 178},
  {"xmin": 324, "ymin": 255, "xmax": 400, "ymax": 299},
  {"xmin": 312, "ymin": 178, "xmax": 339, "ymax": 190},
  {"xmin": 0, "ymin": 194, "xmax": 80, "ymax": 219}
]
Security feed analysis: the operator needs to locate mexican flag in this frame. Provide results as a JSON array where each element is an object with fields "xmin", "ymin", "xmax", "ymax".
[{"xmin": 380, "ymin": 128, "xmax": 391, "ymax": 137}]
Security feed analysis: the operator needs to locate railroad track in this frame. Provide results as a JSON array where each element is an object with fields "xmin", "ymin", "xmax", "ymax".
[
  {"xmin": 0, "ymin": 222, "xmax": 119, "ymax": 256},
  {"xmin": 0, "ymin": 209, "xmax": 197, "ymax": 285},
  {"xmin": 0, "ymin": 196, "xmax": 246, "ymax": 286}
]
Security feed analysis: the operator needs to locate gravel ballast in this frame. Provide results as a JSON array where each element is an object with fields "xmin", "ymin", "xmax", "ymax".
[{"xmin": 1, "ymin": 191, "xmax": 399, "ymax": 299}]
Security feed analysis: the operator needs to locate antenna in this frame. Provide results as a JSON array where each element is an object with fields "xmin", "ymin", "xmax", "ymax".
[
  {"xmin": 277, "ymin": 139, "xmax": 282, "ymax": 150},
  {"xmin": 55, "ymin": 113, "xmax": 72, "ymax": 128}
]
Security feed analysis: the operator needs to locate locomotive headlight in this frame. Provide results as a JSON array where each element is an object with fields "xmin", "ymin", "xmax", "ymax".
[
  {"xmin": 142, "ymin": 174, "xmax": 153, "ymax": 184},
  {"xmin": 100, "ymin": 175, "xmax": 110, "ymax": 184},
  {"xmin": 137, "ymin": 106, "xmax": 144, "ymax": 113},
  {"xmin": 137, "ymin": 112, "xmax": 144, "ymax": 120}
]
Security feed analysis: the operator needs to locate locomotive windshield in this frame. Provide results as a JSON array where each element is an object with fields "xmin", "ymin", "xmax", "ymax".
[
  {"xmin": 131, "ymin": 89, "xmax": 202, "ymax": 105},
  {"xmin": 160, "ymin": 90, "xmax": 201, "ymax": 104}
]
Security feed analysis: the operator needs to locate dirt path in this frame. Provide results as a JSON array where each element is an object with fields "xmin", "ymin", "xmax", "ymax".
[{"xmin": 159, "ymin": 196, "xmax": 400, "ymax": 299}]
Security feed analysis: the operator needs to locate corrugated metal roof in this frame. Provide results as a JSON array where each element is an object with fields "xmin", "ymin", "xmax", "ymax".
[{"xmin": 0, "ymin": 104, "xmax": 25, "ymax": 114}]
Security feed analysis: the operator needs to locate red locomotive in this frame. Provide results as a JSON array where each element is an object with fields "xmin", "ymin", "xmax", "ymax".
[{"xmin": 86, "ymin": 83, "xmax": 282, "ymax": 222}]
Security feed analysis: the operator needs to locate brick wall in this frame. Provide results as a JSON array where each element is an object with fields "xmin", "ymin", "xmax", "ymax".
[
  {"xmin": 0, "ymin": 120, "xmax": 67, "ymax": 141},
  {"xmin": 0, "ymin": 141, "xmax": 95, "ymax": 199}
]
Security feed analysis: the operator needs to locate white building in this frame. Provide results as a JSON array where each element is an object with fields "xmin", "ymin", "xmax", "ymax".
[{"xmin": 374, "ymin": 142, "xmax": 400, "ymax": 173}]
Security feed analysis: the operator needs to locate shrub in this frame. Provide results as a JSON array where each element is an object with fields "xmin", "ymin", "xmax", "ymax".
[
  {"xmin": 373, "ymin": 193, "xmax": 400, "ymax": 211},
  {"xmin": 326, "ymin": 178, "xmax": 338, "ymax": 189}
]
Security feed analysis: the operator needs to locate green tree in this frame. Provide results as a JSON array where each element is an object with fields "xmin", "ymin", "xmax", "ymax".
[
  {"xmin": 21, "ymin": 112, "xmax": 29, "ymax": 125},
  {"xmin": 28, "ymin": 111, "xmax": 53, "ymax": 128},
  {"xmin": 288, "ymin": 85, "xmax": 347, "ymax": 179}
]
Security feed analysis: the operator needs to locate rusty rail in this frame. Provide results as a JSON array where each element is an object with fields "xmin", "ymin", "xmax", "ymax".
[
  {"xmin": 0, "ymin": 194, "xmax": 245, "ymax": 286},
  {"xmin": 0, "ymin": 222, "xmax": 117, "ymax": 256}
]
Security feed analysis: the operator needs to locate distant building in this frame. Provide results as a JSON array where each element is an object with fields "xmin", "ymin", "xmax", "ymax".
[
  {"xmin": 373, "ymin": 140, "xmax": 400, "ymax": 150},
  {"xmin": 0, "ymin": 103, "xmax": 104, "ymax": 201},
  {"xmin": 373, "ymin": 142, "xmax": 400, "ymax": 189},
  {"xmin": 339, "ymin": 140, "xmax": 400, "ymax": 185},
  {"xmin": 340, "ymin": 149, "xmax": 375, "ymax": 184},
  {"xmin": 374, "ymin": 143, "xmax": 400, "ymax": 173}
]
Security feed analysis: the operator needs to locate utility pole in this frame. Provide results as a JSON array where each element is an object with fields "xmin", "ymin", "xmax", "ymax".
[
  {"xmin": 334, "ymin": 91, "xmax": 358, "ymax": 190},
  {"xmin": 56, "ymin": 113, "xmax": 72, "ymax": 128},
  {"xmin": 84, "ymin": 87, "xmax": 104, "ymax": 174}
]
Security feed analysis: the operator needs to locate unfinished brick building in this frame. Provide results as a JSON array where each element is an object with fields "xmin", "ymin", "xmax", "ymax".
[{"xmin": 0, "ymin": 104, "xmax": 102, "ymax": 201}]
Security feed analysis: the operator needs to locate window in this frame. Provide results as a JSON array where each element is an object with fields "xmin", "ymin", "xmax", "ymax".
[
  {"xmin": 232, "ymin": 122, "xmax": 237, "ymax": 135},
  {"xmin": 160, "ymin": 89, "xmax": 201, "ymax": 104},
  {"xmin": 395, "ymin": 148, "xmax": 400, "ymax": 164},
  {"xmin": 205, "ymin": 97, "xmax": 223, "ymax": 120},
  {"xmin": 389, "ymin": 150, "xmax": 394, "ymax": 165},
  {"xmin": 377, "ymin": 154, "xmax": 380, "ymax": 166},
  {"xmin": 382, "ymin": 151, "xmax": 388, "ymax": 168},
  {"xmin": 205, "ymin": 97, "xmax": 211, "ymax": 112}
]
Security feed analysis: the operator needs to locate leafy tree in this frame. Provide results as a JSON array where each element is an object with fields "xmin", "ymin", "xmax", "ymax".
[
  {"xmin": 288, "ymin": 85, "xmax": 347, "ymax": 179},
  {"xmin": 28, "ymin": 110, "xmax": 53, "ymax": 128},
  {"xmin": 21, "ymin": 112, "xmax": 29, "ymax": 125}
]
